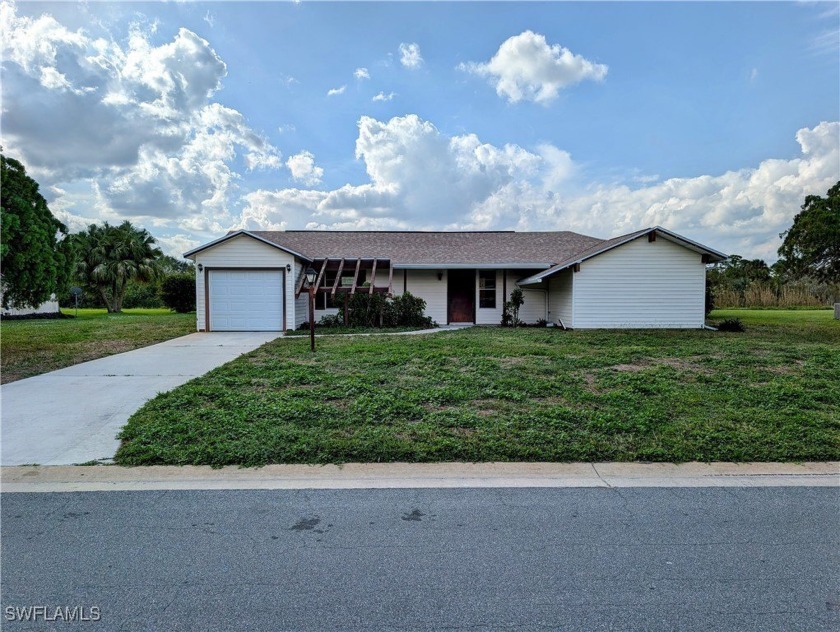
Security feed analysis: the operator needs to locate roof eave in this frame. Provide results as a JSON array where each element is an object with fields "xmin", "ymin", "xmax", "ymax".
[{"xmin": 394, "ymin": 263, "xmax": 553, "ymax": 270}]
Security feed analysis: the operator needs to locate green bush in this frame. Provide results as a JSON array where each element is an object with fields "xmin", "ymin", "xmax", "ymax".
[
  {"xmin": 159, "ymin": 274, "xmax": 196, "ymax": 313},
  {"xmin": 387, "ymin": 292, "xmax": 433, "ymax": 327},
  {"xmin": 705, "ymin": 283, "xmax": 715, "ymax": 317},
  {"xmin": 123, "ymin": 280, "xmax": 164, "ymax": 308},
  {"xmin": 341, "ymin": 292, "xmax": 432, "ymax": 328},
  {"xmin": 717, "ymin": 318, "xmax": 745, "ymax": 332},
  {"xmin": 318, "ymin": 313, "xmax": 344, "ymax": 327}
]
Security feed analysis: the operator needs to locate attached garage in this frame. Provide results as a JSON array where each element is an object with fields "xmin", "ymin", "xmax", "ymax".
[
  {"xmin": 208, "ymin": 270, "xmax": 284, "ymax": 331},
  {"xmin": 184, "ymin": 232, "xmax": 306, "ymax": 332}
]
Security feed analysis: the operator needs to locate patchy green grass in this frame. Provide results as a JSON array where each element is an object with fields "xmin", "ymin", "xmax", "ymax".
[
  {"xmin": 285, "ymin": 325, "xmax": 433, "ymax": 336},
  {"xmin": 709, "ymin": 308, "xmax": 835, "ymax": 327},
  {"xmin": 1, "ymin": 308, "xmax": 194, "ymax": 383},
  {"xmin": 116, "ymin": 310, "xmax": 840, "ymax": 466}
]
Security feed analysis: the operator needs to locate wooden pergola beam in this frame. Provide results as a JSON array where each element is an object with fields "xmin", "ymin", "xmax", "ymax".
[
  {"xmin": 312, "ymin": 259, "xmax": 328, "ymax": 293},
  {"xmin": 295, "ymin": 257, "xmax": 395, "ymax": 299},
  {"xmin": 350, "ymin": 259, "xmax": 361, "ymax": 296},
  {"xmin": 369, "ymin": 259, "xmax": 378, "ymax": 295},
  {"xmin": 295, "ymin": 266, "xmax": 306, "ymax": 299},
  {"xmin": 330, "ymin": 259, "xmax": 345, "ymax": 296}
]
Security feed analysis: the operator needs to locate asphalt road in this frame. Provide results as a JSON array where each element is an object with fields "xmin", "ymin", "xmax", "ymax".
[{"xmin": 2, "ymin": 487, "xmax": 838, "ymax": 631}]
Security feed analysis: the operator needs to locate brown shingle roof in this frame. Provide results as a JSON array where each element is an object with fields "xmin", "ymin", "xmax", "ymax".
[{"xmin": 248, "ymin": 230, "xmax": 604, "ymax": 266}]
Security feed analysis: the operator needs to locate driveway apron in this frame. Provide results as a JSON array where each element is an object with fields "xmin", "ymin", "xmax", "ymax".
[{"xmin": 0, "ymin": 332, "xmax": 279, "ymax": 466}]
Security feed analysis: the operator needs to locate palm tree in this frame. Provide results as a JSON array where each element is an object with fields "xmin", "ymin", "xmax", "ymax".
[{"xmin": 73, "ymin": 221, "xmax": 163, "ymax": 313}]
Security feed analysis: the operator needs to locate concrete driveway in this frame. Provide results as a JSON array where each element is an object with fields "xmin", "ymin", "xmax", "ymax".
[{"xmin": 0, "ymin": 332, "xmax": 280, "ymax": 466}]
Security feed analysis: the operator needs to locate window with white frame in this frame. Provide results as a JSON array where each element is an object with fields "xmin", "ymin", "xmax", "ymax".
[{"xmin": 478, "ymin": 270, "xmax": 496, "ymax": 308}]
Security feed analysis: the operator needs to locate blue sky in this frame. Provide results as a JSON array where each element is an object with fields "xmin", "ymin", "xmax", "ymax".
[{"xmin": 2, "ymin": 1, "xmax": 838, "ymax": 260}]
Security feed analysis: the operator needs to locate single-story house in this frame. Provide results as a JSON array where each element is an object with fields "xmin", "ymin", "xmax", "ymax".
[{"xmin": 183, "ymin": 226, "xmax": 726, "ymax": 332}]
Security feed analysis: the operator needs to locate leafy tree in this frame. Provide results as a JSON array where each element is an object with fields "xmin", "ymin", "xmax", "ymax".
[
  {"xmin": 72, "ymin": 221, "xmax": 162, "ymax": 313},
  {"xmin": 0, "ymin": 155, "xmax": 73, "ymax": 308},
  {"xmin": 159, "ymin": 274, "xmax": 196, "ymax": 313},
  {"xmin": 707, "ymin": 255, "xmax": 772, "ymax": 292},
  {"xmin": 122, "ymin": 258, "xmax": 193, "ymax": 309},
  {"xmin": 123, "ymin": 280, "xmax": 164, "ymax": 309},
  {"xmin": 777, "ymin": 181, "xmax": 840, "ymax": 283},
  {"xmin": 158, "ymin": 255, "xmax": 194, "ymax": 275}
]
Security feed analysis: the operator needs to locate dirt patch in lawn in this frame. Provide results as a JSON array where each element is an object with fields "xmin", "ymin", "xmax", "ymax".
[{"xmin": 608, "ymin": 357, "xmax": 712, "ymax": 374}]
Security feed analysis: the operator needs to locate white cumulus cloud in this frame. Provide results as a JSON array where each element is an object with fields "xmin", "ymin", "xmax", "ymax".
[
  {"xmin": 241, "ymin": 116, "xmax": 839, "ymax": 261},
  {"xmin": 0, "ymin": 2, "xmax": 280, "ymax": 233},
  {"xmin": 372, "ymin": 91, "xmax": 396, "ymax": 102},
  {"xmin": 286, "ymin": 151, "xmax": 324, "ymax": 186},
  {"xmin": 399, "ymin": 42, "xmax": 423, "ymax": 69},
  {"xmin": 327, "ymin": 85, "xmax": 346, "ymax": 96},
  {"xmin": 459, "ymin": 30, "xmax": 608, "ymax": 104},
  {"xmin": 354, "ymin": 67, "xmax": 370, "ymax": 80}
]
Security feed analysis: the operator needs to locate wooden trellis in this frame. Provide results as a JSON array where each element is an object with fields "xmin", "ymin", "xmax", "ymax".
[{"xmin": 295, "ymin": 258, "xmax": 394, "ymax": 325}]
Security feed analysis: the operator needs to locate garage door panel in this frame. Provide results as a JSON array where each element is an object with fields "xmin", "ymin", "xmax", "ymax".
[{"xmin": 209, "ymin": 270, "xmax": 284, "ymax": 331}]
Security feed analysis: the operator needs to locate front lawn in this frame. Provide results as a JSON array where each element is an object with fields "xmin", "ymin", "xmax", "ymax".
[
  {"xmin": 116, "ymin": 309, "xmax": 840, "ymax": 465},
  {"xmin": 1, "ymin": 308, "xmax": 195, "ymax": 383}
]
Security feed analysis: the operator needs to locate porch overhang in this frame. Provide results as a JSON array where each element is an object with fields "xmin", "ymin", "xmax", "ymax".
[{"xmin": 393, "ymin": 263, "xmax": 553, "ymax": 270}]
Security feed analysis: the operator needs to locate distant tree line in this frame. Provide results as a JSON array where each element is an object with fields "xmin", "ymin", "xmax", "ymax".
[
  {"xmin": 708, "ymin": 182, "xmax": 839, "ymax": 309},
  {"xmin": 1, "ymin": 153, "xmax": 195, "ymax": 314}
]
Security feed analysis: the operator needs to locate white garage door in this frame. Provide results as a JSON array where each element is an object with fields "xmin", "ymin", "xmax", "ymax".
[{"xmin": 209, "ymin": 270, "xmax": 284, "ymax": 331}]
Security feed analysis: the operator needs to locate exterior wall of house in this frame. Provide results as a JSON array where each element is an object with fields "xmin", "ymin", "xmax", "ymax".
[
  {"xmin": 502, "ymin": 270, "xmax": 547, "ymax": 325},
  {"xmin": 474, "ymin": 270, "xmax": 504, "ymax": 325},
  {"xmin": 547, "ymin": 270, "xmax": 574, "ymax": 327},
  {"xmin": 572, "ymin": 236, "xmax": 706, "ymax": 328},
  {"xmin": 402, "ymin": 269, "xmax": 448, "ymax": 325},
  {"xmin": 193, "ymin": 235, "xmax": 296, "ymax": 331},
  {"xmin": 518, "ymin": 288, "xmax": 548, "ymax": 324},
  {"xmin": 1, "ymin": 297, "xmax": 60, "ymax": 316},
  {"xmin": 293, "ymin": 261, "xmax": 309, "ymax": 329},
  {"xmin": 314, "ymin": 306, "xmax": 340, "ymax": 322}
]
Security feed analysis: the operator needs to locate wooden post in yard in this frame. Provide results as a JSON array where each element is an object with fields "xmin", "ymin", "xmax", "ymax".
[
  {"xmin": 834, "ymin": 303, "xmax": 839, "ymax": 320},
  {"xmin": 309, "ymin": 286, "xmax": 316, "ymax": 352}
]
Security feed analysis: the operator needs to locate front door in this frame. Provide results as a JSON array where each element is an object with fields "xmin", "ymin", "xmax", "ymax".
[{"xmin": 447, "ymin": 269, "xmax": 475, "ymax": 323}]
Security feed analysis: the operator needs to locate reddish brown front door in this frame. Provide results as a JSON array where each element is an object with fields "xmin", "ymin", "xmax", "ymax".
[{"xmin": 447, "ymin": 269, "xmax": 475, "ymax": 323}]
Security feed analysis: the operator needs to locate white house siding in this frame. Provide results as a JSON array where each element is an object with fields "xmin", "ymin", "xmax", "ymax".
[
  {"xmin": 193, "ymin": 234, "xmax": 296, "ymax": 331},
  {"xmin": 572, "ymin": 236, "xmax": 706, "ymax": 328},
  {"xmin": 293, "ymin": 261, "xmax": 309, "ymax": 329},
  {"xmin": 503, "ymin": 270, "xmax": 547, "ymax": 325},
  {"xmin": 403, "ymin": 269, "xmax": 448, "ymax": 325},
  {"xmin": 475, "ymin": 270, "xmax": 504, "ymax": 325},
  {"xmin": 2, "ymin": 297, "xmax": 60, "ymax": 316},
  {"xmin": 314, "ymin": 307, "xmax": 340, "ymax": 322},
  {"xmin": 547, "ymin": 270, "xmax": 574, "ymax": 327},
  {"xmin": 518, "ymin": 288, "xmax": 547, "ymax": 323}
]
